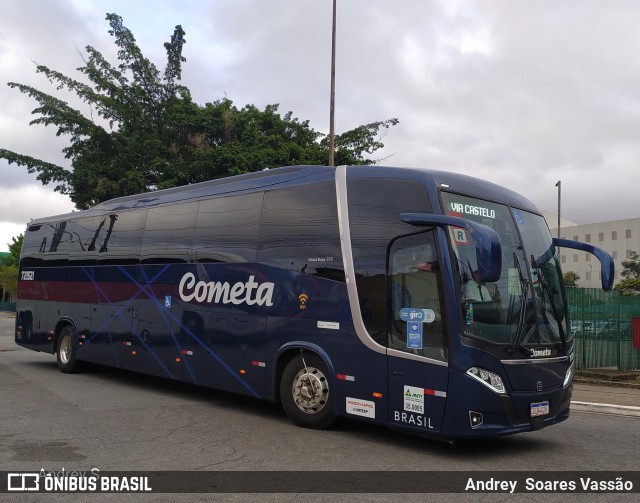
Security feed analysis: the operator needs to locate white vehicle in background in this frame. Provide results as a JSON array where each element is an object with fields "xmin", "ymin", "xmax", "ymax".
[
  {"xmin": 597, "ymin": 319, "xmax": 633, "ymax": 340},
  {"xmin": 570, "ymin": 320, "xmax": 595, "ymax": 338}
]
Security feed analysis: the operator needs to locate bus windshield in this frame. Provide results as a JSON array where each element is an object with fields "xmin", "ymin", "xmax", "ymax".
[{"xmin": 440, "ymin": 192, "xmax": 568, "ymax": 348}]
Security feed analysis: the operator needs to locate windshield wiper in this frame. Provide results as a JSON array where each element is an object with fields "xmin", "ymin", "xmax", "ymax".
[
  {"xmin": 530, "ymin": 254, "xmax": 567, "ymax": 350},
  {"xmin": 510, "ymin": 250, "xmax": 531, "ymax": 354}
]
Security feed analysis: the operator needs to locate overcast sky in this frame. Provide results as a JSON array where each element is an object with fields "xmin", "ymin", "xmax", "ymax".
[{"xmin": 2, "ymin": 0, "xmax": 640, "ymax": 252}]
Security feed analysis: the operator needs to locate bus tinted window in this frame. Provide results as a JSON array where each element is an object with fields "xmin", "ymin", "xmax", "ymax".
[
  {"xmin": 43, "ymin": 220, "xmax": 75, "ymax": 266},
  {"xmin": 22, "ymin": 221, "xmax": 75, "ymax": 267},
  {"xmin": 389, "ymin": 231, "xmax": 447, "ymax": 361},
  {"xmin": 259, "ymin": 182, "xmax": 343, "ymax": 279},
  {"xmin": 96, "ymin": 210, "xmax": 147, "ymax": 265},
  {"xmin": 141, "ymin": 202, "xmax": 198, "ymax": 264},
  {"xmin": 21, "ymin": 224, "xmax": 45, "ymax": 267},
  {"xmin": 348, "ymin": 178, "xmax": 432, "ymax": 340},
  {"xmin": 68, "ymin": 215, "xmax": 111, "ymax": 265},
  {"xmin": 193, "ymin": 192, "xmax": 262, "ymax": 263}
]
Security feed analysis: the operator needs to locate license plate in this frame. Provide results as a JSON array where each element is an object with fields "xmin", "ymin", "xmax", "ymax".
[{"xmin": 531, "ymin": 401, "xmax": 550, "ymax": 417}]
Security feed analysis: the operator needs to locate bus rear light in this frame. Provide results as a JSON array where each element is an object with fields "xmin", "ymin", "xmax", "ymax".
[
  {"xmin": 336, "ymin": 374, "xmax": 355, "ymax": 381},
  {"xmin": 466, "ymin": 367, "xmax": 506, "ymax": 395},
  {"xmin": 469, "ymin": 411, "xmax": 484, "ymax": 428}
]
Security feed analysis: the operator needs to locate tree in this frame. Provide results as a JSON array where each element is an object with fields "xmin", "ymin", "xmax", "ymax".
[
  {"xmin": 620, "ymin": 251, "xmax": 640, "ymax": 279},
  {"xmin": 1, "ymin": 13, "xmax": 398, "ymax": 209},
  {"xmin": 563, "ymin": 271, "xmax": 580, "ymax": 288},
  {"xmin": 2, "ymin": 234, "xmax": 23, "ymax": 269},
  {"xmin": 0, "ymin": 234, "xmax": 22, "ymax": 300},
  {"xmin": 615, "ymin": 278, "xmax": 640, "ymax": 296},
  {"xmin": 615, "ymin": 250, "xmax": 640, "ymax": 295},
  {"xmin": 0, "ymin": 266, "xmax": 18, "ymax": 299}
]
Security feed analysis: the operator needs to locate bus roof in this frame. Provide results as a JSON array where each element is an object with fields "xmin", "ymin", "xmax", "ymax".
[{"xmin": 28, "ymin": 165, "xmax": 540, "ymax": 225}]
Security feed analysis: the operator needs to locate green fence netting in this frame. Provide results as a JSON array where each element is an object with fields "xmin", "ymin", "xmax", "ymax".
[{"xmin": 566, "ymin": 288, "xmax": 640, "ymax": 371}]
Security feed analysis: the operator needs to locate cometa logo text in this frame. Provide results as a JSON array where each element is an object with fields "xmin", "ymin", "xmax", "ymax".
[
  {"xmin": 179, "ymin": 273, "xmax": 275, "ymax": 306},
  {"xmin": 530, "ymin": 348, "xmax": 552, "ymax": 358}
]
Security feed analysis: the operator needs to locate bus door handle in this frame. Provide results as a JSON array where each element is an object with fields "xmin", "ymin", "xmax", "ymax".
[{"xmin": 392, "ymin": 371, "xmax": 405, "ymax": 378}]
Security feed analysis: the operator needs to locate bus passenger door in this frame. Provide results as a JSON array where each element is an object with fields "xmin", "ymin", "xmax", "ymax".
[{"xmin": 387, "ymin": 231, "xmax": 449, "ymax": 435}]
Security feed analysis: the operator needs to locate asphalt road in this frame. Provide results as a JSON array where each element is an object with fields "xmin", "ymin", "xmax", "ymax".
[{"xmin": 0, "ymin": 314, "xmax": 639, "ymax": 502}]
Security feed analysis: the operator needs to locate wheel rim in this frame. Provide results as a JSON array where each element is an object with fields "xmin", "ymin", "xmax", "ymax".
[
  {"xmin": 291, "ymin": 366, "xmax": 329, "ymax": 414},
  {"xmin": 59, "ymin": 335, "xmax": 73, "ymax": 365}
]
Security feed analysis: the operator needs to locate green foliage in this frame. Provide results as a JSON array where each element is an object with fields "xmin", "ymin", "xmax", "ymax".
[
  {"xmin": 614, "ymin": 251, "xmax": 640, "ymax": 295},
  {"xmin": 330, "ymin": 118, "xmax": 399, "ymax": 165},
  {"xmin": 620, "ymin": 251, "xmax": 640, "ymax": 280},
  {"xmin": 0, "ymin": 234, "xmax": 22, "ymax": 297},
  {"xmin": 0, "ymin": 265, "xmax": 18, "ymax": 297},
  {"xmin": 563, "ymin": 271, "xmax": 580, "ymax": 288},
  {"xmin": 4, "ymin": 234, "xmax": 23, "ymax": 268},
  {"xmin": 1, "ymin": 13, "xmax": 398, "ymax": 209},
  {"xmin": 614, "ymin": 278, "xmax": 640, "ymax": 296}
]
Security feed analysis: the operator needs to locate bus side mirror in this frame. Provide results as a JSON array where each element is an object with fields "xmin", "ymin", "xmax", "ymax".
[
  {"xmin": 400, "ymin": 213, "xmax": 502, "ymax": 283},
  {"xmin": 552, "ymin": 238, "xmax": 615, "ymax": 292}
]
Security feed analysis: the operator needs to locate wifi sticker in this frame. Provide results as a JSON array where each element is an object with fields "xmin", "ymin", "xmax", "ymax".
[{"xmin": 298, "ymin": 293, "xmax": 309, "ymax": 310}]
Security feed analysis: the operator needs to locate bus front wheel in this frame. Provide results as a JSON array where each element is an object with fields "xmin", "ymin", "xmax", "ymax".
[
  {"xmin": 56, "ymin": 325, "xmax": 79, "ymax": 373},
  {"xmin": 280, "ymin": 353, "xmax": 335, "ymax": 429}
]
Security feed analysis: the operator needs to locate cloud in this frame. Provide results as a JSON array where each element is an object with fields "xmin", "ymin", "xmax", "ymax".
[
  {"xmin": 0, "ymin": 185, "xmax": 75, "ymax": 225},
  {"xmin": 0, "ymin": 185, "xmax": 75, "ymax": 252}
]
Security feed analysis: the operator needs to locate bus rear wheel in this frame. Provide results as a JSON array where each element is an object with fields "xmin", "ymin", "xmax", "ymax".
[
  {"xmin": 280, "ymin": 353, "xmax": 335, "ymax": 429},
  {"xmin": 56, "ymin": 325, "xmax": 79, "ymax": 373}
]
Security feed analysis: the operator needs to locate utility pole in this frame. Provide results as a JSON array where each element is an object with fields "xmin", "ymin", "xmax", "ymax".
[
  {"xmin": 556, "ymin": 180, "xmax": 561, "ymax": 254},
  {"xmin": 556, "ymin": 180, "xmax": 561, "ymax": 239},
  {"xmin": 328, "ymin": 0, "xmax": 337, "ymax": 166}
]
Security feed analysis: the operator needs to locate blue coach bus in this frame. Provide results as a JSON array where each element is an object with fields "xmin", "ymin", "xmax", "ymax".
[{"xmin": 15, "ymin": 165, "xmax": 613, "ymax": 439}]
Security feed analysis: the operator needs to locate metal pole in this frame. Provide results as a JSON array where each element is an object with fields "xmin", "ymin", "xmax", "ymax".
[
  {"xmin": 555, "ymin": 180, "xmax": 561, "ymax": 257},
  {"xmin": 328, "ymin": 0, "xmax": 337, "ymax": 167},
  {"xmin": 555, "ymin": 180, "xmax": 561, "ymax": 240}
]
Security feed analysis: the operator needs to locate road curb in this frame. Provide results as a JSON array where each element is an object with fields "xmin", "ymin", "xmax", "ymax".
[{"xmin": 571, "ymin": 401, "xmax": 640, "ymax": 417}]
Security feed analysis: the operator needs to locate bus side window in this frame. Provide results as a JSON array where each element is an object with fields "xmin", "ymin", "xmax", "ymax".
[
  {"xmin": 388, "ymin": 231, "xmax": 447, "ymax": 362},
  {"xmin": 68, "ymin": 216, "xmax": 108, "ymax": 266},
  {"xmin": 97, "ymin": 210, "xmax": 147, "ymax": 265},
  {"xmin": 43, "ymin": 220, "xmax": 74, "ymax": 267},
  {"xmin": 141, "ymin": 202, "xmax": 198, "ymax": 264},
  {"xmin": 347, "ymin": 177, "xmax": 432, "ymax": 344},
  {"xmin": 194, "ymin": 193, "xmax": 262, "ymax": 263},
  {"xmin": 259, "ymin": 182, "xmax": 343, "ymax": 279}
]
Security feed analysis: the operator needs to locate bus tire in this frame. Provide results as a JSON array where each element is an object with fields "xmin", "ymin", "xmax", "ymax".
[
  {"xmin": 280, "ymin": 353, "xmax": 335, "ymax": 429},
  {"xmin": 56, "ymin": 325, "xmax": 79, "ymax": 373}
]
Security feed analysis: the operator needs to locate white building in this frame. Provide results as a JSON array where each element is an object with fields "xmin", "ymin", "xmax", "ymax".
[{"xmin": 543, "ymin": 211, "xmax": 640, "ymax": 288}]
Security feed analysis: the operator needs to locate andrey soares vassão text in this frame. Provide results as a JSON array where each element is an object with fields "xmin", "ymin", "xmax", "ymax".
[{"xmin": 465, "ymin": 476, "xmax": 634, "ymax": 493}]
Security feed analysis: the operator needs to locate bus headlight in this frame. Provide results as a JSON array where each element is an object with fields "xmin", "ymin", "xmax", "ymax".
[
  {"xmin": 563, "ymin": 362, "xmax": 574, "ymax": 388},
  {"xmin": 466, "ymin": 367, "xmax": 507, "ymax": 395}
]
